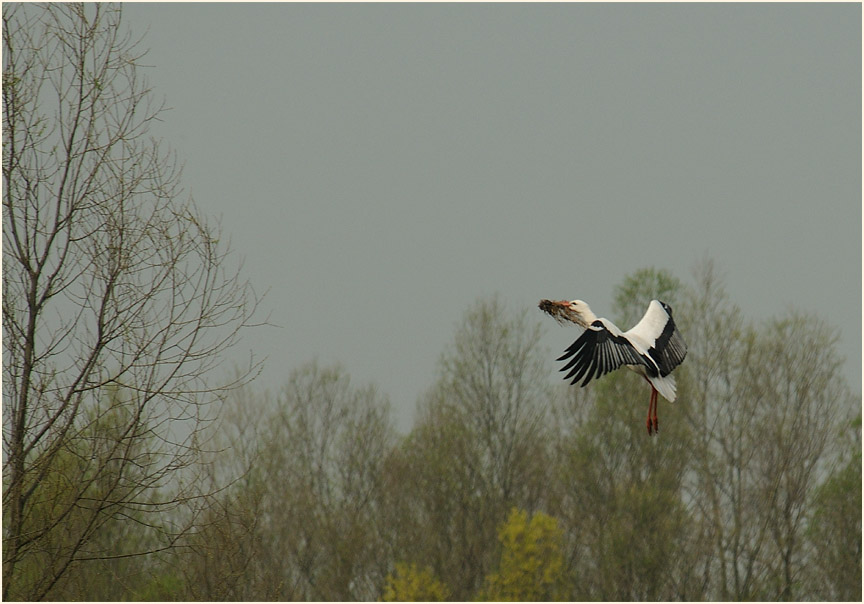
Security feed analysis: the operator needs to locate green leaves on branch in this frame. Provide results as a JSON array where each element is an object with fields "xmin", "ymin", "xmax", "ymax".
[
  {"xmin": 383, "ymin": 563, "xmax": 450, "ymax": 602},
  {"xmin": 481, "ymin": 508, "xmax": 569, "ymax": 601},
  {"xmin": 385, "ymin": 508, "xmax": 567, "ymax": 602}
]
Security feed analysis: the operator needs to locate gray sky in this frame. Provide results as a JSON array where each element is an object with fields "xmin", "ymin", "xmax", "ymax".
[{"xmin": 124, "ymin": 2, "xmax": 861, "ymax": 431}]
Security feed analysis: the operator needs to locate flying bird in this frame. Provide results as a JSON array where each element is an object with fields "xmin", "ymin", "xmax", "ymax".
[{"xmin": 539, "ymin": 298, "xmax": 687, "ymax": 435}]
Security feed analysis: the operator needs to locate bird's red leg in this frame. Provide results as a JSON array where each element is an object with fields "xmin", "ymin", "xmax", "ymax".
[
  {"xmin": 652, "ymin": 388, "xmax": 659, "ymax": 434},
  {"xmin": 646, "ymin": 387, "xmax": 654, "ymax": 435},
  {"xmin": 646, "ymin": 387, "xmax": 658, "ymax": 436}
]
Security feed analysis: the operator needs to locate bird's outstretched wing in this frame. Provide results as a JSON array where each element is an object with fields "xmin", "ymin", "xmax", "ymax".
[
  {"xmin": 626, "ymin": 300, "xmax": 687, "ymax": 377},
  {"xmin": 557, "ymin": 319, "xmax": 652, "ymax": 387}
]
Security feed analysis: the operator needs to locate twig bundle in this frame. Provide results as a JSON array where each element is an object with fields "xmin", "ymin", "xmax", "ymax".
[{"xmin": 538, "ymin": 299, "xmax": 577, "ymax": 325}]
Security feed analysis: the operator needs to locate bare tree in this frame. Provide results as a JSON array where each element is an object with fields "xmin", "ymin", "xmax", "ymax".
[
  {"xmin": 746, "ymin": 312, "xmax": 850, "ymax": 599},
  {"xmin": 259, "ymin": 362, "xmax": 395, "ymax": 601},
  {"xmin": 182, "ymin": 362, "xmax": 396, "ymax": 601},
  {"xmin": 436, "ymin": 295, "xmax": 552, "ymax": 511},
  {"xmin": 2, "ymin": 4, "xmax": 260, "ymax": 599},
  {"xmin": 680, "ymin": 259, "xmax": 854, "ymax": 600},
  {"xmin": 175, "ymin": 375, "xmax": 270, "ymax": 601},
  {"xmin": 387, "ymin": 295, "xmax": 553, "ymax": 600}
]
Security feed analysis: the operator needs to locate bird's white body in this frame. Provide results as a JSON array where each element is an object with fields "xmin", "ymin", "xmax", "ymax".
[{"xmin": 621, "ymin": 301, "xmax": 679, "ymax": 402}]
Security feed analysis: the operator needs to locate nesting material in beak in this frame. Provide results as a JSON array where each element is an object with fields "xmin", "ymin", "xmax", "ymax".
[{"xmin": 538, "ymin": 299, "xmax": 579, "ymax": 325}]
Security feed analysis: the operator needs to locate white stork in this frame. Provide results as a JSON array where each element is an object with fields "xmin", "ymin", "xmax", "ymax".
[{"xmin": 539, "ymin": 298, "xmax": 687, "ymax": 435}]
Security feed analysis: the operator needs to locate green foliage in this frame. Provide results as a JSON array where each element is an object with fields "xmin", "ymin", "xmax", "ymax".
[
  {"xmin": 382, "ymin": 563, "xmax": 449, "ymax": 602},
  {"xmin": 5, "ymin": 386, "xmax": 166, "ymax": 600},
  {"xmin": 132, "ymin": 571, "xmax": 186, "ymax": 601},
  {"xmin": 480, "ymin": 508, "xmax": 569, "ymax": 601},
  {"xmin": 554, "ymin": 368, "xmax": 697, "ymax": 600},
  {"xmin": 805, "ymin": 414, "xmax": 862, "ymax": 601},
  {"xmin": 382, "ymin": 401, "xmax": 488, "ymax": 598}
]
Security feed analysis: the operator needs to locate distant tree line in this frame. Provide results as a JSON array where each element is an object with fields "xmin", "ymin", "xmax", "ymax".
[
  {"xmin": 4, "ymin": 4, "xmax": 860, "ymax": 601},
  {"xmin": 163, "ymin": 267, "xmax": 857, "ymax": 602}
]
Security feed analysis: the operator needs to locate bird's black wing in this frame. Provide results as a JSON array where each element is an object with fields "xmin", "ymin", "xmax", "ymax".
[
  {"xmin": 557, "ymin": 320, "xmax": 652, "ymax": 387},
  {"xmin": 645, "ymin": 303, "xmax": 687, "ymax": 377}
]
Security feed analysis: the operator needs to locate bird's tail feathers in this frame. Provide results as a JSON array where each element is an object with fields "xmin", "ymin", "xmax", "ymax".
[{"xmin": 650, "ymin": 374, "xmax": 677, "ymax": 402}]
